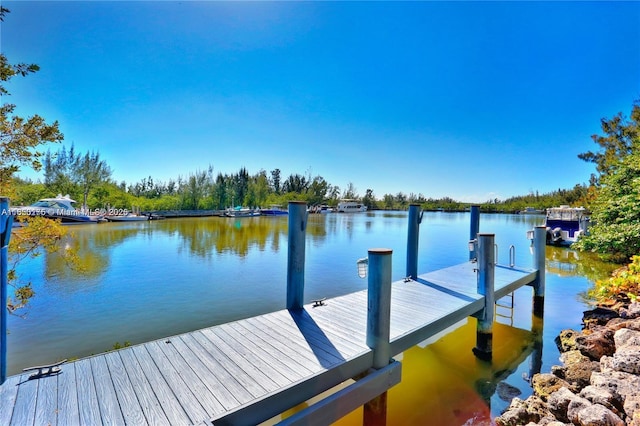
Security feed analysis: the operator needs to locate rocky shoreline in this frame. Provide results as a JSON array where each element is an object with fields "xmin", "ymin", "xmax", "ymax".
[{"xmin": 496, "ymin": 302, "xmax": 640, "ymax": 426}]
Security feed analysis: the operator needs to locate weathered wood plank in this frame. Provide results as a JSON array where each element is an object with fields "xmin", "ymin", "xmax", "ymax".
[
  {"xmin": 252, "ymin": 314, "xmax": 343, "ymax": 368},
  {"xmin": 178, "ymin": 333, "xmax": 254, "ymax": 405},
  {"xmin": 57, "ymin": 361, "xmax": 80, "ymax": 426},
  {"xmin": 118, "ymin": 347, "xmax": 172, "ymax": 425},
  {"xmin": 75, "ymin": 358, "xmax": 102, "ymax": 426},
  {"xmin": 301, "ymin": 296, "xmax": 370, "ymax": 342},
  {"xmin": 223, "ymin": 321, "xmax": 311, "ymax": 379},
  {"xmin": 0, "ymin": 374, "xmax": 20, "ymax": 425},
  {"xmin": 154, "ymin": 339, "xmax": 226, "ymax": 417},
  {"xmin": 144, "ymin": 340, "xmax": 210, "ymax": 422},
  {"xmin": 10, "ymin": 374, "xmax": 37, "ymax": 426},
  {"xmin": 34, "ymin": 373, "xmax": 58, "ymax": 426},
  {"xmin": 272, "ymin": 308, "xmax": 368, "ymax": 355},
  {"xmin": 90, "ymin": 355, "xmax": 125, "ymax": 425},
  {"xmin": 165, "ymin": 335, "xmax": 240, "ymax": 412},
  {"xmin": 129, "ymin": 344, "xmax": 192, "ymax": 425},
  {"xmin": 191, "ymin": 330, "xmax": 274, "ymax": 397},
  {"xmin": 235, "ymin": 317, "xmax": 323, "ymax": 373},
  {"xmin": 260, "ymin": 313, "xmax": 348, "ymax": 367},
  {"xmin": 206, "ymin": 327, "xmax": 292, "ymax": 387},
  {"xmin": 103, "ymin": 351, "xmax": 147, "ymax": 425}
]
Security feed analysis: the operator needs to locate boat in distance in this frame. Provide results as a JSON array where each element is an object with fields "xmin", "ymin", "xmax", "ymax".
[
  {"xmin": 259, "ymin": 205, "xmax": 288, "ymax": 216},
  {"xmin": 104, "ymin": 213, "xmax": 150, "ymax": 222},
  {"xmin": 518, "ymin": 207, "xmax": 545, "ymax": 215},
  {"xmin": 10, "ymin": 195, "xmax": 99, "ymax": 224},
  {"xmin": 336, "ymin": 199, "xmax": 367, "ymax": 213},
  {"xmin": 225, "ymin": 206, "xmax": 261, "ymax": 217}
]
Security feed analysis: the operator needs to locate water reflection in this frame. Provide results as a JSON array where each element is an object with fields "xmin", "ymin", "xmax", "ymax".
[{"xmin": 546, "ymin": 246, "xmax": 616, "ymax": 281}]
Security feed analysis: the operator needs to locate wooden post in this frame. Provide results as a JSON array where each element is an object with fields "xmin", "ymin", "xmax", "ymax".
[
  {"xmin": 1, "ymin": 197, "xmax": 14, "ymax": 385},
  {"xmin": 469, "ymin": 205, "xmax": 480, "ymax": 261},
  {"xmin": 532, "ymin": 225, "xmax": 546, "ymax": 317},
  {"xmin": 406, "ymin": 204, "xmax": 423, "ymax": 280},
  {"xmin": 287, "ymin": 201, "xmax": 308, "ymax": 310},
  {"xmin": 473, "ymin": 233, "xmax": 495, "ymax": 361},
  {"xmin": 364, "ymin": 248, "xmax": 392, "ymax": 426}
]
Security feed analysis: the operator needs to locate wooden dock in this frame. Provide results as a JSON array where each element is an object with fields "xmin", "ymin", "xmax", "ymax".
[{"xmin": 0, "ymin": 261, "xmax": 537, "ymax": 426}]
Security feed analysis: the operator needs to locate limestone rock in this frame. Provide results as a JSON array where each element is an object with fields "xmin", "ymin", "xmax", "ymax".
[
  {"xmin": 566, "ymin": 394, "xmax": 592, "ymax": 424},
  {"xmin": 532, "ymin": 374, "xmax": 572, "ymax": 401},
  {"xmin": 576, "ymin": 328, "xmax": 616, "ymax": 360},
  {"xmin": 547, "ymin": 387, "xmax": 583, "ymax": 423},
  {"xmin": 559, "ymin": 349, "xmax": 591, "ymax": 366},
  {"xmin": 551, "ymin": 362, "xmax": 600, "ymax": 393},
  {"xmin": 495, "ymin": 396, "xmax": 551, "ymax": 426},
  {"xmin": 619, "ymin": 302, "xmax": 640, "ymax": 319},
  {"xmin": 583, "ymin": 307, "xmax": 619, "ymax": 328},
  {"xmin": 591, "ymin": 370, "xmax": 640, "ymax": 403},
  {"xmin": 580, "ymin": 385, "xmax": 624, "ymax": 417},
  {"xmin": 613, "ymin": 328, "xmax": 640, "ymax": 348},
  {"xmin": 555, "ymin": 329, "xmax": 580, "ymax": 353},
  {"xmin": 611, "ymin": 347, "xmax": 640, "ymax": 374},
  {"xmin": 573, "ymin": 403, "xmax": 624, "ymax": 426}
]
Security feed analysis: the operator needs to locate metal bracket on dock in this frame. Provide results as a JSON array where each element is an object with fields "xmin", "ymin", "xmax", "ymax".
[
  {"xmin": 23, "ymin": 359, "xmax": 67, "ymax": 380},
  {"xmin": 311, "ymin": 298, "xmax": 326, "ymax": 307}
]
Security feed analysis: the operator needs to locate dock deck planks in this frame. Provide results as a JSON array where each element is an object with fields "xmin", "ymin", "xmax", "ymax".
[{"xmin": 0, "ymin": 261, "xmax": 537, "ymax": 425}]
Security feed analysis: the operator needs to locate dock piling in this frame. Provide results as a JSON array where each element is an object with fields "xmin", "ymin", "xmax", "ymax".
[
  {"xmin": 364, "ymin": 248, "xmax": 393, "ymax": 426},
  {"xmin": 473, "ymin": 233, "xmax": 495, "ymax": 361},
  {"xmin": 406, "ymin": 204, "xmax": 423, "ymax": 280},
  {"xmin": 1, "ymin": 197, "xmax": 14, "ymax": 385},
  {"xmin": 287, "ymin": 201, "xmax": 308, "ymax": 310},
  {"xmin": 532, "ymin": 225, "xmax": 546, "ymax": 317},
  {"xmin": 469, "ymin": 205, "xmax": 480, "ymax": 261},
  {"xmin": 366, "ymin": 248, "xmax": 393, "ymax": 369}
]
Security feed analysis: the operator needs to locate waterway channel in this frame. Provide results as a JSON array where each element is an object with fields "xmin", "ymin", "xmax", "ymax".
[{"xmin": 6, "ymin": 210, "xmax": 616, "ymax": 424}]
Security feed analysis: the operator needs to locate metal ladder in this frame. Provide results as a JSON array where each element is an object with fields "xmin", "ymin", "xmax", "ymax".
[{"xmin": 494, "ymin": 244, "xmax": 516, "ymax": 326}]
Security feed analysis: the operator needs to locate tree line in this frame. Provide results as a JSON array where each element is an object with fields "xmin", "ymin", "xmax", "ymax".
[{"xmin": 12, "ymin": 149, "xmax": 592, "ymax": 215}]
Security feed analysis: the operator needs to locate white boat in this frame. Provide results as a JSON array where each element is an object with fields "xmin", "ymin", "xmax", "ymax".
[
  {"xmin": 519, "ymin": 207, "xmax": 544, "ymax": 215},
  {"xmin": 11, "ymin": 195, "xmax": 98, "ymax": 224},
  {"xmin": 543, "ymin": 206, "xmax": 590, "ymax": 246},
  {"xmin": 336, "ymin": 200, "xmax": 367, "ymax": 213},
  {"xmin": 225, "ymin": 206, "xmax": 260, "ymax": 217},
  {"xmin": 105, "ymin": 213, "xmax": 149, "ymax": 222},
  {"xmin": 309, "ymin": 204, "xmax": 334, "ymax": 214}
]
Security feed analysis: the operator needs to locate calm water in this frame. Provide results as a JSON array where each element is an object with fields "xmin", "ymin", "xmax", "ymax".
[{"xmin": 6, "ymin": 211, "xmax": 615, "ymax": 424}]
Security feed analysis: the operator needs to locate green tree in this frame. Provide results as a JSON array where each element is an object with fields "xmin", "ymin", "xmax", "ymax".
[
  {"xmin": 342, "ymin": 182, "xmax": 358, "ymax": 199},
  {"xmin": 574, "ymin": 146, "xmax": 640, "ymax": 262},
  {"xmin": 0, "ymin": 7, "xmax": 71, "ymax": 315},
  {"xmin": 270, "ymin": 168, "xmax": 281, "ymax": 194},
  {"xmin": 306, "ymin": 176, "xmax": 329, "ymax": 206},
  {"xmin": 362, "ymin": 188, "xmax": 376, "ymax": 210},
  {"xmin": 578, "ymin": 100, "xmax": 639, "ymax": 184},
  {"xmin": 575, "ymin": 101, "xmax": 640, "ymax": 262},
  {"xmin": 73, "ymin": 150, "xmax": 112, "ymax": 209}
]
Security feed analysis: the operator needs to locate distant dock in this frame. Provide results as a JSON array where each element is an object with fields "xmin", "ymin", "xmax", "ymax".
[{"xmin": 0, "ymin": 202, "xmax": 547, "ymax": 425}]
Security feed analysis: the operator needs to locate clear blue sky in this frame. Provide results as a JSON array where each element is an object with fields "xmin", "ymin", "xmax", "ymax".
[{"xmin": 3, "ymin": 1, "xmax": 639, "ymax": 202}]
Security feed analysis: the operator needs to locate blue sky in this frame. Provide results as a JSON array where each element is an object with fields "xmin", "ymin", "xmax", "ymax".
[{"xmin": 3, "ymin": 1, "xmax": 639, "ymax": 202}]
